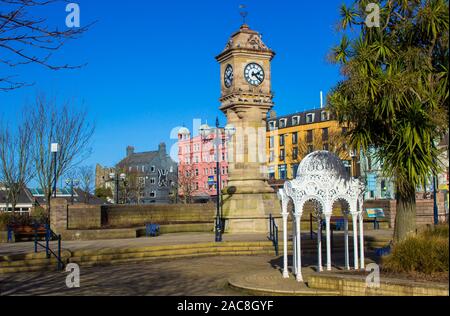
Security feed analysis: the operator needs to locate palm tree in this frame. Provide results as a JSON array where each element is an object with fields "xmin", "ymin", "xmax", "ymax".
[{"xmin": 328, "ymin": 0, "xmax": 449, "ymax": 242}]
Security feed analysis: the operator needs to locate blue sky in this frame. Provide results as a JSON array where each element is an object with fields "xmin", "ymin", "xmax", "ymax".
[{"xmin": 0, "ymin": 0, "xmax": 349, "ymax": 169}]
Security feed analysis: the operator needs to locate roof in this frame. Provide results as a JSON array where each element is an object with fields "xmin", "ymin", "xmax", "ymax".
[
  {"xmin": 117, "ymin": 151, "xmax": 159, "ymax": 168},
  {"xmin": 0, "ymin": 187, "xmax": 35, "ymax": 206},
  {"xmin": 266, "ymin": 108, "xmax": 334, "ymax": 131},
  {"xmin": 31, "ymin": 188, "xmax": 109, "ymax": 205}
]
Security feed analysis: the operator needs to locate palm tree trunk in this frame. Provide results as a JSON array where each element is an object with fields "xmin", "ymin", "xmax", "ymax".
[{"xmin": 394, "ymin": 184, "xmax": 416, "ymax": 242}]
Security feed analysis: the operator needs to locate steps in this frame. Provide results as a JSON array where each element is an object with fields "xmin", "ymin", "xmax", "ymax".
[{"xmin": 0, "ymin": 235, "xmax": 392, "ymax": 274}]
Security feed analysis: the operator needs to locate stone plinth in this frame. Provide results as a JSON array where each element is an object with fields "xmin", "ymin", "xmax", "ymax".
[{"xmin": 50, "ymin": 198, "xmax": 68, "ymax": 236}]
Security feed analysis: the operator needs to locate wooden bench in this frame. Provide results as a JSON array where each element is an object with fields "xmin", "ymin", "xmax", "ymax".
[{"xmin": 7, "ymin": 224, "xmax": 47, "ymax": 242}]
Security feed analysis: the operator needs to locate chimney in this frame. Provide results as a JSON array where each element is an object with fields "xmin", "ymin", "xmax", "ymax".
[
  {"xmin": 320, "ymin": 91, "xmax": 324, "ymax": 109},
  {"xmin": 159, "ymin": 143, "xmax": 166, "ymax": 155},
  {"xmin": 126, "ymin": 146, "xmax": 135, "ymax": 157}
]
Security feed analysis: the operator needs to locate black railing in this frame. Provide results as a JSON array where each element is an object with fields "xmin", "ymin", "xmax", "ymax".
[
  {"xmin": 34, "ymin": 224, "xmax": 64, "ymax": 271},
  {"xmin": 309, "ymin": 213, "xmax": 334, "ymax": 248},
  {"xmin": 268, "ymin": 214, "xmax": 279, "ymax": 256}
]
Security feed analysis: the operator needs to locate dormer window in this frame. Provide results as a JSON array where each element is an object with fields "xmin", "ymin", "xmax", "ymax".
[
  {"xmin": 306, "ymin": 113, "xmax": 315, "ymax": 124},
  {"xmin": 279, "ymin": 119, "xmax": 287, "ymax": 129},
  {"xmin": 268, "ymin": 121, "xmax": 277, "ymax": 131},
  {"xmin": 321, "ymin": 111, "xmax": 329, "ymax": 121},
  {"xmin": 292, "ymin": 116, "xmax": 300, "ymax": 126}
]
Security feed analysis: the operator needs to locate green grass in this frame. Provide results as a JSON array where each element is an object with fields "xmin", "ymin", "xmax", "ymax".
[{"xmin": 383, "ymin": 225, "xmax": 449, "ymax": 275}]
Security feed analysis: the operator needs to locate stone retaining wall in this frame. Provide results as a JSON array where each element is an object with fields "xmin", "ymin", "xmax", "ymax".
[
  {"xmin": 308, "ymin": 273, "xmax": 449, "ymax": 296},
  {"xmin": 364, "ymin": 192, "xmax": 447, "ymax": 228},
  {"xmin": 68, "ymin": 205, "xmax": 102, "ymax": 230},
  {"xmin": 102, "ymin": 204, "xmax": 216, "ymax": 228}
]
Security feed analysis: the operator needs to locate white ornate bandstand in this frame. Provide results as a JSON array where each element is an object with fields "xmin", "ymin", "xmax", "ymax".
[{"xmin": 277, "ymin": 151, "xmax": 366, "ymax": 282}]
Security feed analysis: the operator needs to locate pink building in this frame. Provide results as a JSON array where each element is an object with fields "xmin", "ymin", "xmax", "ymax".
[{"xmin": 178, "ymin": 126, "xmax": 229, "ymax": 202}]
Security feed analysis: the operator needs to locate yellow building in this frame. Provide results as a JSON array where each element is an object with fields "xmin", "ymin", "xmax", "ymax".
[{"xmin": 266, "ymin": 108, "xmax": 351, "ymax": 180}]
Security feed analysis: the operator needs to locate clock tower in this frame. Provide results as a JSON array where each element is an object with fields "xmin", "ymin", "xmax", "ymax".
[{"xmin": 216, "ymin": 24, "xmax": 279, "ymax": 233}]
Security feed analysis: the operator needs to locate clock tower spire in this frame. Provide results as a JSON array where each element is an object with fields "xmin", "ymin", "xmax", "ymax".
[{"xmin": 216, "ymin": 24, "xmax": 279, "ymax": 233}]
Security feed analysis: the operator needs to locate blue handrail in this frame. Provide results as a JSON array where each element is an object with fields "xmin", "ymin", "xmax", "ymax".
[
  {"xmin": 268, "ymin": 214, "xmax": 279, "ymax": 256},
  {"xmin": 34, "ymin": 224, "xmax": 64, "ymax": 271}
]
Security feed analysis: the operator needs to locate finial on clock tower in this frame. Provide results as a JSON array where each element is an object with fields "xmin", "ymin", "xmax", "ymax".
[{"xmin": 239, "ymin": 4, "xmax": 248, "ymax": 25}]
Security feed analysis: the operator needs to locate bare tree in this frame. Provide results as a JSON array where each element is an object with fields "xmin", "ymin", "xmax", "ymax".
[
  {"xmin": 30, "ymin": 94, "xmax": 95, "ymax": 212},
  {"xmin": 0, "ymin": 113, "xmax": 34, "ymax": 213},
  {"xmin": 177, "ymin": 165, "xmax": 197, "ymax": 204},
  {"xmin": 0, "ymin": 0, "xmax": 92, "ymax": 91},
  {"xmin": 77, "ymin": 165, "xmax": 94, "ymax": 204}
]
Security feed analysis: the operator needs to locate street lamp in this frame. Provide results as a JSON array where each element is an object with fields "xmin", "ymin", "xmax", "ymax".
[
  {"xmin": 349, "ymin": 149, "xmax": 358, "ymax": 179},
  {"xmin": 199, "ymin": 117, "xmax": 235, "ymax": 242},
  {"xmin": 65, "ymin": 178, "xmax": 80, "ymax": 205},
  {"xmin": 51, "ymin": 143, "xmax": 59, "ymax": 198},
  {"xmin": 109, "ymin": 173, "xmax": 126, "ymax": 204}
]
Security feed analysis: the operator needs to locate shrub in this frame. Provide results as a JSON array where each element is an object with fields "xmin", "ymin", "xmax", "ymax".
[
  {"xmin": 383, "ymin": 225, "xmax": 449, "ymax": 275},
  {"xmin": 0, "ymin": 213, "xmax": 12, "ymax": 230}
]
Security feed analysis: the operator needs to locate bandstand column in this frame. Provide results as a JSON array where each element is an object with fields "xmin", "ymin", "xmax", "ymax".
[
  {"xmin": 325, "ymin": 214, "xmax": 332, "ymax": 271},
  {"xmin": 352, "ymin": 213, "xmax": 359, "ymax": 270},
  {"xmin": 293, "ymin": 216, "xmax": 297, "ymax": 275},
  {"xmin": 359, "ymin": 212, "xmax": 365, "ymax": 269},
  {"xmin": 317, "ymin": 215, "xmax": 323, "ymax": 272},
  {"xmin": 344, "ymin": 213, "xmax": 350, "ymax": 270},
  {"xmin": 282, "ymin": 212, "xmax": 289, "ymax": 279},
  {"xmin": 295, "ymin": 213, "xmax": 303, "ymax": 282}
]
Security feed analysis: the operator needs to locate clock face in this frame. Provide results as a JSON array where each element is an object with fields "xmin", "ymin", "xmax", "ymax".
[
  {"xmin": 224, "ymin": 65, "xmax": 234, "ymax": 88},
  {"xmin": 244, "ymin": 63, "xmax": 265, "ymax": 86}
]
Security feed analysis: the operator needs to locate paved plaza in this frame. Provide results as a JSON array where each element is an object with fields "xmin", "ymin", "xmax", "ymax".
[{"xmin": 0, "ymin": 255, "xmax": 275, "ymax": 296}]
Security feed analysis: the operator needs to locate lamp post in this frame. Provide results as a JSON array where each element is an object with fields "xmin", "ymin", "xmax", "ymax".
[
  {"xmin": 51, "ymin": 143, "xmax": 59, "ymax": 198},
  {"xmin": 65, "ymin": 178, "xmax": 80, "ymax": 205},
  {"xmin": 109, "ymin": 173, "xmax": 126, "ymax": 204},
  {"xmin": 350, "ymin": 149, "xmax": 358, "ymax": 179},
  {"xmin": 200, "ymin": 117, "xmax": 235, "ymax": 242}
]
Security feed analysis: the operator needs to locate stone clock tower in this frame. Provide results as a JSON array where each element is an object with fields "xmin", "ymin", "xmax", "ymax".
[{"xmin": 216, "ymin": 24, "xmax": 279, "ymax": 233}]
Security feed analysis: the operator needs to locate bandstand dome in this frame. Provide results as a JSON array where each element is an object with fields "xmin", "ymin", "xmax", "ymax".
[{"xmin": 296, "ymin": 151, "xmax": 349, "ymax": 181}]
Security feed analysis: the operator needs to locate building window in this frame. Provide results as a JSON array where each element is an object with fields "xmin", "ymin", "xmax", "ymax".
[
  {"xmin": 269, "ymin": 121, "xmax": 276, "ymax": 131},
  {"xmin": 307, "ymin": 144, "xmax": 314, "ymax": 154},
  {"xmin": 150, "ymin": 178, "xmax": 156, "ymax": 185},
  {"xmin": 279, "ymin": 119, "xmax": 287, "ymax": 129},
  {"xmin": 269, "ymin": 136, "xmax": 274, "ymax": 149},
  {"xmin": 279, "ymin": 135, "xmax": 285, "ymax": 147},
  {"xmin": 280, "ymin": 149, "xmax": 285, "ymax": 162},
  {"xmin": 306, "ymin": 130, "xmax": 313, "ymax": 143},
  {"xmin": 292, "ymin": 164, "xmax": 299, "ymax": 178},
  {"xmin": 292, "ymin": 147, "xmax": 298, "ymax": 160},
  {"xmin": 306, "ymin": 113, "xmax": 315, "ymax": 124},
  {"xmin": 322, "ymin": 128, "xmax": 329, "ymax": 142},
  {"xmin": 323, "ymin": 143, "xmax": 329, "ymax": 151},
  {"xmin": 150, "ymin": 166, "xmax": 156, "ymax": 172},
  {"xmin": 278, "ymin": 165, "xmax": 287, "ymax": 180},
  {"xmin": 292, "ymin": 132, "xmax": 298, "ymax": 145},
  {"xmin": 292, "ymin": 116, "xmax": 300, "ymax": 126},
  {"xmin": 321, "ymin": 111, "xmax": 329, "ymax": 121},
  {"xmin": 195, "ymin": 169, "xmax": 199, "ymax": 176},
  {"xmin": 269, "ymin": 151, "xmax": 275, "ymax": 163},
  {"xmin": 150, "ymin": 191, "xmax": 156, "ymax": 198}
]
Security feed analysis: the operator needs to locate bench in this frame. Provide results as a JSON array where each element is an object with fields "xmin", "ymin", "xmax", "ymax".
[
  {"xmin": 7, "ymin": 224, "xmax": 47, "ymax": 242},
  {"xmin": 145, "ymin": 223, "xmax": 160, "ymax": 237},
  {"xmin": 320, "ymin": 217, "xmax": 345, "ymax": 231}
]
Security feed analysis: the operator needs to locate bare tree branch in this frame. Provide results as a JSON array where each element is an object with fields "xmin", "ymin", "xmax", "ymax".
[{"xmin": 0, "ymin": 0, "xmax": 93, "ymax": 91}]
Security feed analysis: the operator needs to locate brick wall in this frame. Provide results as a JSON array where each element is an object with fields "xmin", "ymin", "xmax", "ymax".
[
  {"xmin": 68, "ymin": 204, "xmax": 102, "ymax": 230},
  {"xmin": 363, "ymin": 192, "xmax": 447, "ymax": 228},
  {"xmin": 102, "ymin": 203, "xmax": 216, "ymax": 228}
]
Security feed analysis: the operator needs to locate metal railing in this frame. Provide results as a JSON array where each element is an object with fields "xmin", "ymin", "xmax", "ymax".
[
  {"xmin": 34, "ymin": 224, "xmax": 64, "ymax": 271},
  {"xmin": 309, "ymin": 213, "xmax": 334, "ymax": 248},
  {"xmin": 268, "ymin": 214, "xmax": 279, "ymax": 256}
]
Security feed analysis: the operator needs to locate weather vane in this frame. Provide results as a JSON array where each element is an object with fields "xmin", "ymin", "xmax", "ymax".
[{"xmin": 239, "ymin": 4, "xmax": 248, "ymax": 24}]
